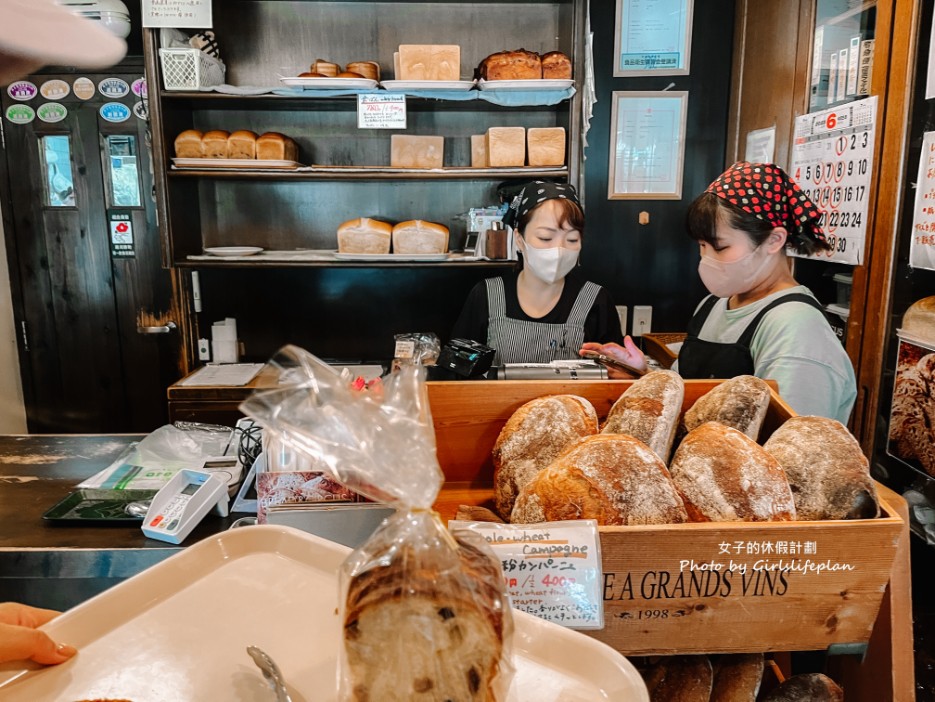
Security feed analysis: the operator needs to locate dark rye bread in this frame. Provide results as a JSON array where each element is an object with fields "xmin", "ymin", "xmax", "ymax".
[
  {"xmin": 709, "ymin": 653, "xmax": 764, "ymax": 701},
  {"xmin": 681, "ymin": 375, "xmax": 771, "ymax": 441},
  {"xmin": 763, "ymin": 416, "xmax": 880, "ymax": 520},
  {"xmin": 493, "ymin": 395, "xmax": 598, "ymax": 520},
  {"xmin": 344, "ymin": 535, "xmax": 505, "ymax": 701},
  {"xmin": 643, "ymin": 655, "xmax": 714, "ymax": 702},
  {"xmin": 761, "ymin": 673, "xmax": 844, "ymax": 702},
  {"xmin": 602, "ymin": 369, "xmax": 684, "ymax": 463},
  {"xmin": 510, "ymin": 434, "xmax": 688, "ymax": 525},
  {"xmin": 668, "ymin": 422, "xmax": 797, "ymax": 522}
]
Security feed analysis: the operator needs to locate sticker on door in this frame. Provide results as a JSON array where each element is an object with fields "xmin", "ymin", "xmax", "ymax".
[{"xmin": 100, "ymin": 102, "xmax": 131, "ymax": 123}]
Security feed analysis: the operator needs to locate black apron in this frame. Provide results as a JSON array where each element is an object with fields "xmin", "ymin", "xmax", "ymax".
[{"xmin": 678, "ymin": 292, "xmax": 825, "ymax": 379}]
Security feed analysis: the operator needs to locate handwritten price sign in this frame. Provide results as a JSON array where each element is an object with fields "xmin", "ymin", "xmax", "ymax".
[
  {"xmin": 449, "ymin": 519, "xmax": 604, "ymax": 630},
  {"xmin": 357, "ymin": 94, "xmax": 407, "ymax": 129},
  {"xmin": 789, "ymin": 96, "xmax": 877, "ymax": 265},
  {"xmin": 909, "ymin": 131, "xmax": 935, "ymax": 271}
]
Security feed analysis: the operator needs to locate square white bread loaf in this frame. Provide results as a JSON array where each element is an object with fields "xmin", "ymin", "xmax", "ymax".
[
  {"xmin": 398, "ymin": 44, "xmax": 461, "ymax": 81},
  {"xmin": 526, "ymin": 127, "xmax": 566, "ymax": 167},
  {"xmin": 391, "ymin": 135, "xmax": 444, "ymax": 169},
  {"xmin": 471, "ymin": 134, "xmax": 488, "ymax": 167},
  {"xmin": 486, "ymin": 127, "xmax": 525, "ymax": 167}
]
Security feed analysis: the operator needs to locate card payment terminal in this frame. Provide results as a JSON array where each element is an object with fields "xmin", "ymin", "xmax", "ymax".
[{"xmin": 141, "ymin": 469, "xmax": 230, "ymax": 544}]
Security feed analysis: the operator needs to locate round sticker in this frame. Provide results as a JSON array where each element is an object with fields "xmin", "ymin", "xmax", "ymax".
[
  {"xmin": 7, "ymin": 81, "xmax": 37, "ymax": 101},
  {"xmin": 100, "ymin": 102, "xmax": 131, "ymax": 123},
  {"xmin": 98, "ymin": 77, "xmax": 129, "ymax": 99},
  {"xmin": 133, "ymin": 100, "xmax": 148, "ymax": 121},
  {"xmin": 40, "ymin": 79, "xmax": 70, "ymax": 100},
  {"xmin": 5, "ymin": 105, "xmax": 35, "ymax": 125},
  {"xmin": 73, "ymin": 77, "xmax": 95, "ymax": 100},
  {"xmin": 131, "ymin": 77, "xmax": 147, "ymax": 99},
  {"xmin": 37, "ymin": 102, "xmax": 67, "ymax": 123}
]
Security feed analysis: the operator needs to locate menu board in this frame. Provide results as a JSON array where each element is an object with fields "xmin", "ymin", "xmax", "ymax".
[
  {"xmin": 909, "ymin": 131, "xmax": 935, "ymax": 271},
  {"xmin": 789, "ymin": 96, "xmax": 878, "ymax": 265}
]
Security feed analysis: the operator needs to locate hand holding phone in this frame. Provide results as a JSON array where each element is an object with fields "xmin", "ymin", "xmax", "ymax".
[{"xmin": 579, "ymin": 349, "xmax": 647, "ymax": 377}]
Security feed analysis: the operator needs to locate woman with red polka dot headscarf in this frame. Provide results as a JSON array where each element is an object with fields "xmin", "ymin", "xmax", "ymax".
[{"xmin": 582, "ymin": 162, "xmax": 857, "ymax": 424}]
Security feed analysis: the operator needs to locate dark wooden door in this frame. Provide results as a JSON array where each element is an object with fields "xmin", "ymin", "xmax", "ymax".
[{"xmin": 0, "ymin": 72, "xmax": 178, "ymax": 433}]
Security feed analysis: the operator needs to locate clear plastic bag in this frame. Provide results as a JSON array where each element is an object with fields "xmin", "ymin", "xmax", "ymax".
[{"xmin": 241, "ymin": 345, "xmax": 514, "ymax": 701}]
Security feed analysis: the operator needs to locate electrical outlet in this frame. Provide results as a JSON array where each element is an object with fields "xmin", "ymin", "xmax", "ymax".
[
  {"xmin": 615, "ymin": 305, "xmax": 628, "ymax": 336},
  {"xmin": 632, "ymin": 305, "xmax": 652, "ymax": 337},
  {"xmin": 197, "ymin": 338, "xmax": 211, "ymax": 361}
]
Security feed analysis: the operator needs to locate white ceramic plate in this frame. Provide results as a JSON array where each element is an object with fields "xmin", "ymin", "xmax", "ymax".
[
  {"xmin": 334, "ymin": 252, "xmax": 450, "ymax": 262},
  {"xmin": 172, "ymin": 158, "xmax": 301, "ymax": 170},
  {"xmin": 279, "ymin": 76, "xmax": 378, "ymax": 89},
  {"xmin": 477, "ymin": 78, "xmax": 574, "ymax": 91},
  {"xmin": 204, "ymin": 246, "xmax": 264, "ymax": 257},
  {"xmin": 0, "ymin": 526, "xmax": 649, "ymax": 701},
  {"xmin": 380, "ymin": 79, "xmax": 475, "ymax": 91}
]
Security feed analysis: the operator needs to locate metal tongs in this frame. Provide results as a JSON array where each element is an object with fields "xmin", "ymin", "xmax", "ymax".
[{"xmin": 247, "ymin": 645, "xmax": 294, "ymax": 702}]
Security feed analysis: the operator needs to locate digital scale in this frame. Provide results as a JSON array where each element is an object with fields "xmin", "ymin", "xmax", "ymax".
[{"xmin": 141, "ymin": 469, "xmax": 230, "ymax": 544}]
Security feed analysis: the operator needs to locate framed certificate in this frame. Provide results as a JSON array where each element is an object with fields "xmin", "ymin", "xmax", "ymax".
[
  {"xmin": 608, "ymin": 91, "xmax": 688, "ymax": 200},
  {"xmin": 614, "ymin": 0, "xmax": 694, "ymax": 76}
]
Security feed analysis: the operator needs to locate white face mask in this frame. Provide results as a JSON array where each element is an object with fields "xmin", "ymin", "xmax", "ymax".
[
  {"xmin": 697, "ymin": 244, "xmax": 774, "ymax": 298},
  {"xmin": 520, "ymin": 242, "xmax": 579, "ymax": 284}
]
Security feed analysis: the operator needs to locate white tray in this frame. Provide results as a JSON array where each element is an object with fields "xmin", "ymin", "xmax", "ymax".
[
  {"xmin": 334, "ymin": 252, "xmax": 450, "ymax": 262},
  {"xmin": 279, "ymin": 76, "xmax": 378, "ymax": 90},
  {"xmin": 380, "ymin": 79, "xmax": 475, "ymax": 91},
  {"xmin": 0, "ymin": 526, "xmax": 648, "ymax": 701},
  {"xmin": 204, "ymin": 246, "xmax": 264, "ymax": 257},
  {"xmin": 172, "ymin": 157, "xmax": 302, "ymax": 170},
  {"xmin": 477, "ymin": 79, "xmax": 574, "ymax": 91}
]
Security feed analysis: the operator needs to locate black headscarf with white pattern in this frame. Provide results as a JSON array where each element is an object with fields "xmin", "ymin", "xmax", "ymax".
[{"xmin": 501, "ymin": 181, "xmax": 581, "ymax": 229}]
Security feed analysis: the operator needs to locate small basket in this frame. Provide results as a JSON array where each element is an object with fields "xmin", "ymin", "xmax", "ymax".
[
  {"xmin": 641, "ymin": 332, "xmax": 686, "ymax": 369},
  {"xmin": 159, "ymin": 48, "xmax": 226, "ymax": 91}
]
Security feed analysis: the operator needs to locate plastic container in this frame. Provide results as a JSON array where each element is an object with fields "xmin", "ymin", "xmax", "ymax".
[{"xmin": 159, "ymin": 48, "xmax": 226, "ymax": 91}]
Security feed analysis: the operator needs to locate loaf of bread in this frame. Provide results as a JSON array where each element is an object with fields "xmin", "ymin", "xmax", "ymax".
[
  {"xmin": 311, "ymin": 59, "xmax": 339, "ymax": 76},
  {"xmin": 338, "ymin": 71, "xmax": 365, "ymax": 79},
  {"xmin": 392, "ymin": 220, "xmax": 449, "ymax": 255},
  {"xmin": 902, "ymin": 295, "xmax": 935, "ymax": 341},
  {"xmin": 761, "ymin": 673, "xmax": 844, "ymax": 702},
  {"xmin": 344, "ymin": 533, "xmax": 506, "ymax": 701},
  {"xmin": 763, "ymin": 416, "xmax": 880, "ymax": 520},
  {"xmin": 486, "ymin": 127, "xmax": 525, "ymax": 167},
  {"xmin": 511, "ymin": 434, "xmax": 689, "ymax": 525},
  {"xmin": 227, "ymin": 130, "xmax": 258, "ymax": 159},
  {"xmin": 642, "ymin": 655, "xmax": 714, "ymax": 702},
  {"xmin": 889, "ymin": 350, "xmax": 935, "ymax": 477},
  {"xmin": 257, "ymin": 132, "xmax": 298, "ymax": 161},
  {"xmin": 174, "ymin": 129, "xmax": 204, "ymax": 158},
  {"xmin": 337, "ymin": 217, "xmax": 393, "ymax": 254},
  {"xmin": 398, "ymin": 44, "xmax": 461, "ymax": 81},
  {"xmin": 390, "ymin": 135, "xmax": 445, "ymax": 169},
  {"xmin": 471, "ymin": 134, "xmax": 488, "ymax": 168},
  {"xmin": 710, "ymin": 653, "xmax": 764, "ymax": 702},
  {"xmin": 347, "ymin": 61, "xmax": 380, "ymax": 81},
  {"xmin": 526, "ymin": 127, "xmax": 566, "ymax": 167},
  {"xmin": 601, "ymin": 369, "xmax": 684, "ymax": 463},
  {"xmin": 681, "ymin": 375, "xmax": 772, "ymax": 441},
  {"xmin": 299, "ymin": 71, "xmax": 327, "ymax": 77},
  {"xmin": 541, "ymin": 51, "xmax": 572, "ymax": 79},
  {"xmin": 669, "ymin": 422, "xmax": 797, "ymax": 522},
  {"xmin": 202, "ymin": 130, "xmax": 230, "ymax": 159},
  {"xmin": 492, "ymin": 395, "xmax": 597, "ymax": 519},
  {"xmin": 478, "ymin": 48, "xmax": 542, "ymax": 80}
]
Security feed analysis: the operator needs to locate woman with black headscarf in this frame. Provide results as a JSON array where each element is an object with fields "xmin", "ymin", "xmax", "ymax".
[
  {"xmin": 585, "ymin": 162, "xmax": 857, "ymax": 423},
  {"xmin": 451, "ymin": 181, "xmax": 622, "ymax": 365}
]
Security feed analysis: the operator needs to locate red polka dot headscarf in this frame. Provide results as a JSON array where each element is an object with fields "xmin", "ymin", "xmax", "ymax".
[{"xmin": 705, "ymin": 162, "xmax": 828, "ymax": 248}]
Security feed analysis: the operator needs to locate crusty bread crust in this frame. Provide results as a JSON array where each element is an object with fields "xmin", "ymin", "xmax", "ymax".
[
  {"xmin": 492, "ymin": 395, "xmax": 598, "ymax": 520},
  {"xmin": 669, "ymin": 422, "xmax": 796, "ymax": 522},
  {"xmin": 337, "ymin": 217, "xmax": 393, "ymax": 254},
  {"xmin": 511, "ymin": 434, "xmax": 688, "ymax": 525},
  {"xmin": 602, "ymin": 369, "xmax": 684, "ymax": 462},
  {"xmin": 764, "ymin": 415, "xmax": 879, "ymax": 520},
  {"xmin": 761, "ymin": 673, "xmax": 844, "ymax": 702},
  {"xmin": 540, "ymin": 51, "xmax": 572, "ymax": 79},
  {"xmin": 710, "ymin": 653, "xmax": 764, "ymax": 702},
  {"xmin": 644, "ymin": 655, "xmax": 714, "ymax": 702},
  {"xmin": 478, "ymin": 48, "xmax": 541, "ymax": 80},
  {"xmin": 681, "ymin": 375, "xmax": 771, "ymax": 441}
]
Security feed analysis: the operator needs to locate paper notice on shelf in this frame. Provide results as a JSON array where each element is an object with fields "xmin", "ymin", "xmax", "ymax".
[
  {"xmin": 179, "ymin": 363, "xmax": 265, "ymax": 387},
  {"xmin": 449, "ymin": 519, "xmax": 604, "ymax": 629},
  {"xmin": 142, "ymin": 0, "xmax": 212, "ymax": 27},
  {"xmin": 744, "ymin": 126, "xmax": 776, "ymax": 165},
  {"xmin": 909, "ymin": 131, "xmax": 935, "ymax": 271},
  {"xmin": 357, "ymin": 93, "xmax": 406, "ymax": 129}
]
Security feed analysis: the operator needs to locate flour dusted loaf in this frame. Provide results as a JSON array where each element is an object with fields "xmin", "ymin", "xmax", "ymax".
[
  {"xmin": 492, "ymin": 394, "xmax": 597, "ymax": 519},
  {"xmin": 344, "ymin": 534, "xmax": 505, "ymax": 701},
  {"xmin": 761, "ymin": 673, "xmax": 843, "ymax": 702},
  {"xmin": 392, "ymin": 220, "xmax": 449, "ymax": 255},
  {"xmin": 763, "ymin": 416, "xmax": 879, "ymax": 520},
  {"xmin": 681, "ymin": 375, "xmax": 771, "ymax": 441},
  {"xmin": 642, "ymin": 655, "xmax": 714, "ymax": 702},
  {"xmin": 511, "ymin": 434, "xmax": 688, "ymax": 525},
  {"xmin": 601, "ymin": 369, "xmax": 684, "ymax": 462},
  {"xmin": 889, "ymin": 351, "xmax": 935, "ymax": 477},
  {"xmin": 337, "ymin": 217, "xmax": 392, "ymax": 254},
  {"xmin": 669, "ymin": 422, "xmax": 796, "ymax": 522},
  {"xmin": 709, "ymin": 653, "xmax": 764, "ymax": 702}
]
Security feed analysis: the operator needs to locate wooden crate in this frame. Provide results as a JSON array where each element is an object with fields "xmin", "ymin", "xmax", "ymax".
[{"xmin": 426, "ymin": 380, "xmax": 904, "ymax": 656}]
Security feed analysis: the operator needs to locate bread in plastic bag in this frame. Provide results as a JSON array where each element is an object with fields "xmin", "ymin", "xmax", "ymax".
[{"xmin": 240, "ymin": 345, "xmax": 514, "ymax": 701}]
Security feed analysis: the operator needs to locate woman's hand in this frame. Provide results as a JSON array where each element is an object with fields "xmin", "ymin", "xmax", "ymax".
[
  {"xmin": 0, "ymin": 602, "xmax": 76, "ymax": 665},
  {"xmin": 580, "ymin": 337, "xmax": 648, "ymax": 379}
]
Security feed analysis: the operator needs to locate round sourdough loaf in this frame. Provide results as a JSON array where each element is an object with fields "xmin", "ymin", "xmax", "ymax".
[
  {"xmin": 681, "ymin": 375, "xmax": 771, "ymax": 441},
  {"xmin": 510, "ymin": 434, "xmax": 688, "ymax": 525},
  {"xmin": 344, "ymin": 535, "xmax": 505, "ymax": 702},
  {"xmin": 669, "ymin": 422, "xmax": 796, "ymax": 522},
  {"xmin": 710, "ymin": 653, "xmax": 764, "ymax": 702},
  {"xmin": 763, "ymin": 415, "xmax": 880, "ymax": 520},
  {"xmin": 601, "ymin": 369, "xmax": 684, "ymax": 462},
  {"xmin": 642, "ymin": 655, "xmax": 714, "ymax": 702},
  {"xmin": 492, "ymin": 394, "xmax": 597, "ymax": 519},
  {"xmin": 761, "ymin": 673, "xmax": 844, "ymax": 702}
]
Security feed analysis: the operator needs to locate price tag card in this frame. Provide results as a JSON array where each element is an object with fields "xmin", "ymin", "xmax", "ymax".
[
  {"xmin": 449, "ymin": 519, "xmax": 604, "ymax": 629},
  {"xmin": 357, "ymin": 94, "xmax": 406, "ymax": 129},
  {"xmin": 909, "ymin": 131, "xmax": 935, "ymax": 271},
  {"xmin": 789, "ymin": 96, "xmax": 878, "ymax": 265}
]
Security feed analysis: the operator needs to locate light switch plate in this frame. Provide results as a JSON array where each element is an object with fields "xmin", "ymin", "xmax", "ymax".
[{"xmin": 632, "ymin": 305, "xmax": 652, "ymax": 337}]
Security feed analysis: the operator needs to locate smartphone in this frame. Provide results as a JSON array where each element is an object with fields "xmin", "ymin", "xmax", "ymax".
[{"xmin": 579, "ymin": 350, "xmax": 647, "ymax": 377}]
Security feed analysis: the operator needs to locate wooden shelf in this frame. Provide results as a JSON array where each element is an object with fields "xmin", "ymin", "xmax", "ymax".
[
  {"xmin": 177, "ymin": 251, "xmax": 517, "ymax": 269},
  {"xmin": 167, "ymin": 165, "xmax": 569, "ymax": 181}
]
